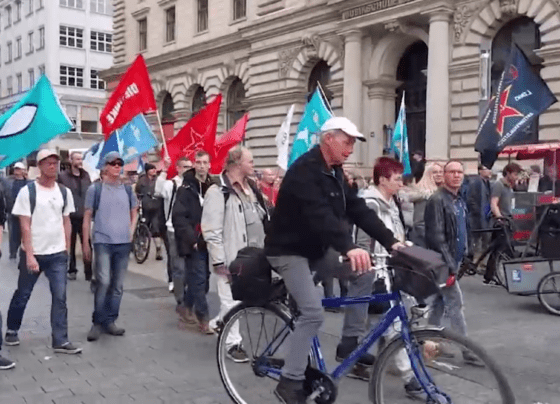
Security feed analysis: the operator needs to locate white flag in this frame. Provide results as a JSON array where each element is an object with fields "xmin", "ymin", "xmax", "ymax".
[{"xmin": 276, "ymin": 104, "xmax": 295, "ymax": 171}]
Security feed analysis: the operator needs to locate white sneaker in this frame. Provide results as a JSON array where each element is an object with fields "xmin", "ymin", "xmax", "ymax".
[{"xmin": 168, "ymin": 282, "xmax": 174, "ymax": 293}]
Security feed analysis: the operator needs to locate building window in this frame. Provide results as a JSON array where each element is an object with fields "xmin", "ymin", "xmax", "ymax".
[
  {"xmin": 192, "ymin": 86, "xmax": 207, "ymax": 117},
  {"xmin": 60, "ymin": 0, "xmax": 84, "ymax": 9},
  {"xmin": 233, "ymin": 0, "xmax": 246, "ymax": 21},
  {"xmin": 7, "ymin": 76, "xmax": 13, "ymax": 96},
  {"xmin": 198, "ymin": 0, "xmax": 208, "ymax": 33},
  {"xmin": 138, "ymin": 18, "xmax": 147, "ymax": 51},
  {"xmin": 38, "ymin": 26, "xmax": 45, "ymax": 49},
  {"xmin": 15, "ymin": 1, "xmax": 22, "ymax": 22},
  {"xmin": 28, "ymin": 0, "xmax": 34, "ymax": 15},
  {"xmin": 5, "ymin": 5, "xmax": 11, "ymax": 27},
  {"xmin": 60, "ymin": 26, "xmax": 84, "ymax": 48},
  {"xmin": 81, "ymin": 106, "xmax": 99, "ymax": 133},
  {"xmin": 227, "ymin": 78, "xmax": 246, "ymax": 130},
  {"xmin": 15, "ymin": 37, "xmax": 22, "ymax": 59},
  {"xmin": 60, "ymin": 65, "xmax": 84, "ymax": 87},
  {"xmin": 6, "ymin": 41, "xmax": 12, "ymax": 63},
  {"xmin": 91, "ymin": 31, "xmax": 112, "ymax": 52},
  {"xmin": 90, "ymin": 69, "xmax": 105, "ymax": 90},
  {"xmin": 166, "ymin": 7, "xmax": 175, "ymax": 43},
  {"xmin": 16, "ymin": 73, "xmax": 22, "ymax": 93},
  {"xmin": 307, "ymin": 60, "xmax": 331, "ymax": 102},
  {"xmin": 90, "ymin": 0, "xmax": 112, "ymax": 15},
  {"xmin": 27, "ymin": 32, "xmax": 34, "ymax": 53},
  {"xmin": 66, "ymin": 104, "xmax": 77, "ymax": 131},
  {"xmin": 28, "ymin": 68, "xmax": 35, "ymax": 87},
  {"xmin": 38, "ymin": 64, "xmax": 45, "ymax": 76}
]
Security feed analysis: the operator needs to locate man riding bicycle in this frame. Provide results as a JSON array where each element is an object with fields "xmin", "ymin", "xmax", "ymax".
[{"xmin": 265, "ymin": 117, "xmax": 404, "ymax": 404}]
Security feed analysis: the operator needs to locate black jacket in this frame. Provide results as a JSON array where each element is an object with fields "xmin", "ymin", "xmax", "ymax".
[
  {"xmin": 265, "ymin": 146, "xmax": 397, "ymax": 260},
  {"xmin": 467, "ymin": 176, "xmax": 491, "ymax": 230},
  {"xmin": 424, "ymin": 188, "xmax": 472, "ymax": 275},
  {"xmin": 58, "ymin": 168, "xmax": 92, "ymax": 219},
  {"xmin": 172, "ymin": 169, "xmax": 214, "ymax": 257}
]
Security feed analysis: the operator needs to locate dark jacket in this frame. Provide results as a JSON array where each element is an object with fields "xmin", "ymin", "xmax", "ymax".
[
  {"xmin": 1, "ymin": 176, "xmax": 31, "ymax": 212},
  {"xmin": 0, "ymin": 185, "xmax": 6, "ymax": 227},
  {"xmin": 265, "ymin": 145, "xmax": 397, "ymax": 260},
  {"xmin": 58, "ymin": 168, "xmax": 91, "ymax": 219},
  {"xmin": 467, "ymin": 176, "xmax": 491, "ymax": 230},
  {"xmin": 172, "ymin": 169, "xmax": 215, "ymax": 257},
  {"xmin": 425, "ymin": 188, "xmax": 472, "ymax": 275}
]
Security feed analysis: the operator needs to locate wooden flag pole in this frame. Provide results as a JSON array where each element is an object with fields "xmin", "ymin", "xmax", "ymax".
[{"xmin": 155, "ymin": 109, "xmax": 170, "ymax": 160}]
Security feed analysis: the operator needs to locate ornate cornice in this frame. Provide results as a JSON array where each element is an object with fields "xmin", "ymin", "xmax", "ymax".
[
  {"xmin": 499, "ymin": 0, "xmax": 517, "ymax": 17},
  {"xmin": 453, "ymin": 3, "xmax": 477, "ymax": 42}
]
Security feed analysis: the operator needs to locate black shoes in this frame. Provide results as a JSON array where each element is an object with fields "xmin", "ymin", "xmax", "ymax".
[
  {"xmin": 483, "ymin": 279, "xmax": 500, "ymax": 286},
  {"xmin": 4, "ymin": 331, "xmax": 20, "ymax": 346},
  {"xmin": 67, "ymin": 272, "xmax": 77, "ymax": 281},
  {"xmin": 336, "ymin": 336, "xmax": 376, "ymax": 367},
  {"xmin": 275, "ymin": 376, "xmax": 308, "ymax": 404},
  {"xmin": 53, "ymin": 342, "xmax": 82, "ymax": 354},
  {"xmin": 404, "ymin": 378, "xmax": 425, "ymax": 398},
  {"xmin": 155, "ymin": 247, "xmax": 163, "ymax": 261},
  {"xmin": 0, "ymin": 356, "xmax": 16, "ymax": 370},
  {"xmin": 88, "ymin": 323, "xmax": 125, "ymax": 341},
  {"xmin": 105, "ymin": 323, "xmax": 125, "ymax": 336}
]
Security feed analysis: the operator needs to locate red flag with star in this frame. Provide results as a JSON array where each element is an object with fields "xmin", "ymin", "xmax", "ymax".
[
  {"xmin": 210, "ymin": 113, "xmax": 249, "ymax": 175},
  {"xmin": 165, "ymin": 94, "xmax": 222, "ymax": 179}
]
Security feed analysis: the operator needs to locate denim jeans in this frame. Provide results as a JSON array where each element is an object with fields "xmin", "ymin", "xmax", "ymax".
[
  {"xmin": 428, "ymin": 282, "xmax": 468, "ymax": 337},
  {"xmin": 8, "ymin": 214, "xmax": 21, "ymax": 257},
  {"xmin": 92, "ymin": 243, "xmax": 131, "ymax": 327},
  {"xmin": 184, "ymin": 251, "xmax": 209, "ymax": 321},
  {"xmin": 7, "ymin": 251, "xmax": 69, "ymax": 347},
  {"xmin": 167, "ymin": 231, "xmax": 186, "ymax": 304},
  {"xmin": 69, "ymin": 216, "xmax": 92, "ymax": 278}
]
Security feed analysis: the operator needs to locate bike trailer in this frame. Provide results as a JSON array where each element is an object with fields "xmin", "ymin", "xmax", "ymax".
[
  {"xmin": 388, "ymin": 245, "xmax": 447, "ymax": 300},
  {"xmin": 229, "ymin": 247, "xmax": 273, "ymax": 304},
  {"xmin": 503, "ymin": 257, "xmax": 554, "ymax": 295}
]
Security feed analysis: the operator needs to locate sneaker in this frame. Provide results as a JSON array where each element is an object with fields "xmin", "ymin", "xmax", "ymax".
[
  {"xmin": 0, "ymin": 356, "xmax": 16, "ymax": 370},
  {"xmin": 9, "ymin": 254, "xmax": 17, "ymax": 260},
  {"xmin": 156, "ymin": 248, "xmax": 163, "ymax": 261},
  {"xmin": 177, "ymin": 306, "xmax": 196, "ymax": 324},
  {"xmin": 347, "ymin": 363, "xmax": 370, "ymax": 381},
  {"xmin": 4, "ymin": 332, "xmax": 20, "ymax": 346},
  {"xmin": 274, "ymin": 376, "xmax": 307, "ymax": 404},
  {"xmin": 226, "ymin": 345, "xmax": 249, "ymax": 363},
  {"xmin": 404, "ymin": 378, "xmax": 425, "ymax": 398},
  {"xmin": 104, "ymin": 323, "xmax": 125, "ymax": 336},
  {"xmin": 336, "ymin": 336, "xmax": 375, "ymax": 367},
  {"xmin": 211, "ymin": 320, "xmax": 224, "ymax": 334},
  {"xmin": 168, "ymin": 282, "xmax": 174, "ymax": 293},
  {"xmin": 483, "ymin": 279, "xmax": 500, "ymax": 286},
  {"xmin": 198, "ymin": 321, "xmax": 215, "ymax": 335},
  {"xmin": 53, "ymin": 342, "xmax": 82, "ymax": 355},
  {"xmin": 67, "ymin": 272, "xmax": 77, "ymax": 281},
  {"xmin": 463, "ymin": 351, "xmax": 485, "ymax": 367},
  {"xmin": 87, "ymin": 324, "xmax": 102, "ymax": 341}
]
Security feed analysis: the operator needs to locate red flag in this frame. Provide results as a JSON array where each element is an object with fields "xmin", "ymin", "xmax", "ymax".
[
  {"xmin": 165, "ymin": 94, "xmax": 222, "ymax": 179},
  {"xmin": 100, "ymin": 55, "xmax": 156, "ymax": 139},
  {"xmin": 210, "ymin": 113, "xmax": 249, "ymax": 175}
]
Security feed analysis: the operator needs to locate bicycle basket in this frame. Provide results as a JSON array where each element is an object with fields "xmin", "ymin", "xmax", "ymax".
[
  {"xmin": 229, "ymin": 247, "xmax": 273, "ymax": 304},
  {"xmin": 388, "ymin": 245, "xmax": 447, "ymax": 300}
]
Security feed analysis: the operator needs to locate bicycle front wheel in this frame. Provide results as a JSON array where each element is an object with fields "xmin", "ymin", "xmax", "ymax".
[
  {"xmin": 217, "ymin": 303, "xmax": 295, "ymax": 404},
  {"xmin": 370, "ymin": 328, "xmax": 514, "ymax": 404},
  {"xmin": 133, "ymin": 223, "xmax": 151, "ymax": 264},
  {"xmin": 537, "ymin": 271, "xmax": 560, "ymax": 316}
]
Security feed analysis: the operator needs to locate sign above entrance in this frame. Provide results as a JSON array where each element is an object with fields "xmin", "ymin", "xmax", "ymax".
[{"xmin": 342, "ymin": 0, "xmax": 418, "ymax": 20}]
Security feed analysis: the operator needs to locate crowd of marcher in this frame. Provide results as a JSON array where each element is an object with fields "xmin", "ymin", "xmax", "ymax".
[{"xmin": 0, "ymin": 115, "xmax": 558, "ymax": 404}]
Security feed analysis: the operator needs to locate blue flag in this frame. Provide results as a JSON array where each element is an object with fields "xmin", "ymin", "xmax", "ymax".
[
  {"xmin": 83, "ymin": 141, "xmax": 103, "ymax": 173},
  {"xmin": 288, "ymin": 89, "xmax": 333, "ymax": 166},
  {"xmin": 0, "ymin": 76, "xmax": 73, "ymax": 168},
  {"xmin": 97, "ymin": 132, "xmax": 120, "ymax": 169},
  {"xmin": 117, "ymin": 114, "xmax": 159, "ymax": 163},
  {"xmin": 391, "ymin": 94, "xmax": 412, "ymax": 175},
  {"xmin": 475, "ymin": 45, "xmax": 557, "ymax": 168}
]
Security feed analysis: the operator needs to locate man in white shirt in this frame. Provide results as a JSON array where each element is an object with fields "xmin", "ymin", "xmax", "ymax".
[{"xmin": 4, "ymin": 150, "xmax": 82, "ymax": 354}]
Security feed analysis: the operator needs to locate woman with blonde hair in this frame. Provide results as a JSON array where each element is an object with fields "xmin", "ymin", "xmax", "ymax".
[{"xmin": 408, "ymin": 162, "xmax": 444, "ymax": 245}]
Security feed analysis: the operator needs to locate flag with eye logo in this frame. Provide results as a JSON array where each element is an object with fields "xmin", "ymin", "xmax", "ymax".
[{"xmin": 0, "ymin": 75, "xmax": 73, "ymax": 168}]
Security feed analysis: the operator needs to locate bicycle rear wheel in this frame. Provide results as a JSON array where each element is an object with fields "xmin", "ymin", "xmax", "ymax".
[
  {"xmin": 133, "ymin": 223, "xmax": 151, "ymax": 264},
  {"xmin": 537, "ymin": 272, "xmax": 560, "ymax": 316},
  {"xmin": 370, "ymin": 328, "xmax": 514, "ymax": 404},
  {"xmin": 217, "ymin": 303, "xmax": 295, "ymax": 404}
]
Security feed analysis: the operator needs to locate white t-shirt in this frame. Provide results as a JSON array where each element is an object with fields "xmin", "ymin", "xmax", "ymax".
[{"xmin": 12, "ymin": 182, "xmax": 75, "ymax": 255}]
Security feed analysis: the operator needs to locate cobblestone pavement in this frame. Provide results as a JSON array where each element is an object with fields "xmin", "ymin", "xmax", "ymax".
[{"xmin": 1, "ymin": 235, "xmax": 559, "ymax": 404}]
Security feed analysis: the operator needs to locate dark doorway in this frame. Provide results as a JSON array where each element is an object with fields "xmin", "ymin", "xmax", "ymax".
[
  {"xmin": 307, "ymin": 60, "xmax": 332, "ymax": 103},
  {"xmin": 396, "ymin": 41, "xmax": 428, "ymax": 155},
  {"xmin": 161, "ymin": 92, "xmax": 176, "ymax": 141}
]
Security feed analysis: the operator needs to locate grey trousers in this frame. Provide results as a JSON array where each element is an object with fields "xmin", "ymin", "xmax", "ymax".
[
  {"xmin": 267, "ymin": 255, "xmax": 324, "ymax": 381},
  {"xmin": 428, "ymin": 281, "xmax": 468, "ymax": 336},
  {"xmin": 342, "ymin": 271, "xmax": 376, "ymax": 337},
  {"xmin": 167, "ymin": 231, "xmax": 186, "ymax": 305}
]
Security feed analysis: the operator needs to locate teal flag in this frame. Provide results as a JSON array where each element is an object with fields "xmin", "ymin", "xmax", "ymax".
[
  {"xmin": 0, "ymin": 75, "xmax": 73, "ymax": 168},
  {"xmin": 117, "ymin": 114, "xmax": 158, "ymax": 163},
  {"xmin": 391, "ymin": 94, "xmax": 412, "ymax": 175},
  {"xmin": 288, "ymin": 89, "xmax": 333, "ymax": 166}
]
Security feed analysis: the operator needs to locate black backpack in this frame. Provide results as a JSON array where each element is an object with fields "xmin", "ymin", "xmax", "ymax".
[
  {"xmin": 28, "ymin": 182, "xmax": 68, "ymax": 215},
  {"xmin": 229, "ymin": 247, "xmax": 273, "ymax": 304}
]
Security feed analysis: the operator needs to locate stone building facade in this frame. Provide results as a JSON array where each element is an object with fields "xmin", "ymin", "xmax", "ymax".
[{"xmin": 103, "ymin": 0, "xmax": 560, "ymax": 173}]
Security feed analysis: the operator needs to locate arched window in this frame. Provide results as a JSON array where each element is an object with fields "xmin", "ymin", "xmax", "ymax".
[
  {"xmin": 227, "ymin": 78, "xmax": 246, "ymax": 129},
  {"xmin": 491, "ymin": 17, "xmax": 541, "ymax": 143},
  {"xmin": 161, "ymin": 92, "xmax": 175, "ymax": 123},
  {"xmin": 307, "ymin": 60, "xmax": 331, "ymax": 102},
  {"xmin": 191, "ymin": 85, "xmax": 206, "ymax": 117}
]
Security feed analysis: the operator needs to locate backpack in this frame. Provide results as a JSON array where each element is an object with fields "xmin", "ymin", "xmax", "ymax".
[
  {"xmin": 91, "ymin": 182, "xmax": 134, "ymax": 219},
  {"xmin": 221, "ymin": 179, "xmax": 270, "ymax": 224},
  {"xmin": 28, "ymin": 182, "xmax": 68, "ymax": 215}
]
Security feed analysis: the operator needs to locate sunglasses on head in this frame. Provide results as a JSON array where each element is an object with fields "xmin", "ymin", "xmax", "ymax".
[{"xmin": 108, "ymin": 160, "xmax": 124, "ymax": 167}]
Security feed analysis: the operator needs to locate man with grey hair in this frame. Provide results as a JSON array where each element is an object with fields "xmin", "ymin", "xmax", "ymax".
[
  {"xmin": 58, "ymin": 151, "xmax": 92, "ymax": 281},
  {"xmin": 265, "ymin": 117, "xmax": 404, "ymax": 404},
  {"xmin": 202, "ymin": 146, "xmax": 270, "ymax": 360}
]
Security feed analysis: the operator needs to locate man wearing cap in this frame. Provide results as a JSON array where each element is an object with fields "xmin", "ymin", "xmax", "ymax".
[
  {"xmin": 82, "ymin": 152, "xmax": 138, "ymax": 341},
  {"xmin": 4, "ymin": 150, "xmax": 82, "ymax": 354},
  {"xmin": 265, "ymin": 117, "xmax": 404, "ymax": 404},
  {"xmin": 58, "ymin": 151, "xmax": 92, "ymax": 282}
]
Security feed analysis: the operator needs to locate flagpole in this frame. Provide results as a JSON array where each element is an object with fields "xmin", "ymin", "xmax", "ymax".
[
  {"xmin": 155, "ymin": 109, "xmax": 170, "ymax": 160},
  {"xmin": 400, "ymin": 92, "xmax": 405, "ymax": 162},
  {"xmin": 316, "ymin": 81, "xmax": 334, "ymax": 115}
]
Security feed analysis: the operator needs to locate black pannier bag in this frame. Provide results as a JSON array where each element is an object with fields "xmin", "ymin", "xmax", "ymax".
[
  {"xmin": 229, "ymin": 247, "xmax": 273, "ymax": 304},
  {"xmin": 388, "ymin": 245, "xmax": 448, "ymax": 300},
  {"xmin": 539, "ymin": 204, "xmax": 560, "ymax": 259}
]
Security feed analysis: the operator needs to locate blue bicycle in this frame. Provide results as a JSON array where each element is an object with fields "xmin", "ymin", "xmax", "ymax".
[{"xmin": 217, "ymin": 254, "xmax": 514, "ymax": 404}]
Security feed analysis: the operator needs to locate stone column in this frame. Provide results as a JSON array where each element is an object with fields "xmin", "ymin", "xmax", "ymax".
[
  {"xmin": 425, "ymin": 9, "xmax": 452, "ymax": 161},
  {"xmin": 342, "ymin": 29, "xmax": 363, "ymax": 164}
]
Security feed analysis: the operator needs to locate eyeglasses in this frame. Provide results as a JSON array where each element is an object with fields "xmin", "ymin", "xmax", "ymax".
[{"xmin": 107, "ymin": 161, "xmax": 124, "ymax": 167}]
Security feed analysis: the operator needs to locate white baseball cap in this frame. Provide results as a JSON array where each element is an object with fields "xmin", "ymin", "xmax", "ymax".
[
  {"xmin": 14, "ymin": 162, "xmax": 26, "ymax": 169},
  {"xmin": 37, "ymin": 149, "xmax": 60, "ymax": 163},
  {"xmin": 320, "ymin": 117, "xmax": 366, "ymax": 142}
]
